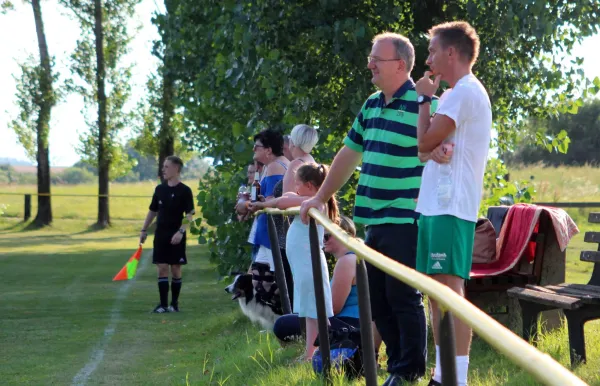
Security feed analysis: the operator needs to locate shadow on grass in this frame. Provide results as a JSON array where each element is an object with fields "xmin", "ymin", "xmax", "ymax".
[
  {"xmin": 0, "ymin": 234, "xmax": 139, "ymax": 249},
  {"xmin": 0, "ymin": 220, "xmax": 26, "ymax": 233}
]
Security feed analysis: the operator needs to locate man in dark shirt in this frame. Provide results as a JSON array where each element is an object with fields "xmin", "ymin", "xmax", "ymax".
[{"xmin": 140, "ymin": 156, "xmax": 195, "ymax": 313}]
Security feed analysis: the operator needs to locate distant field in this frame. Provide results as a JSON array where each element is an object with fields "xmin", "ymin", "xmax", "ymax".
[
  {"xmin": 507, "ymin": 164, "xmax": 600, "ymax": 283},
  {"xmin": 511, "ymin": 164, "xmax": 600, "ymax": 204},
  {"xmin": 10, "ymin": 165, "xmax": 68, "ymax": 174},
  {"xmin": 0, "ymin": 180, "xmax": 200, "ymax": 221}
]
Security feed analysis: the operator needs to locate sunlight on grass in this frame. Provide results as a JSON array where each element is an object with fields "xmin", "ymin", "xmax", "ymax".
[
  {"xmin": 0, "ymin": 179, "xmax": 199, "ymax": 220},
  {"xmin": 1, "ymin": 163, "xmax": 600, "ymax": 385},
  {"xmin": 510, "ymin": 164, "xmax": 600, "ymax": 203}
]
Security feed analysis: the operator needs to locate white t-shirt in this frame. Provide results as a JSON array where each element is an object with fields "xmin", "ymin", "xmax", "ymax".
[{"xmin": 415, "ymin": 74, "xmax": 492, "ymax": 222}]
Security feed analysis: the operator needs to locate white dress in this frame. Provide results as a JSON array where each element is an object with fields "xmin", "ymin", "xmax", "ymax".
[{"xmin": 285, "ymin": 216, "xmax": 334, "ymax": 319}]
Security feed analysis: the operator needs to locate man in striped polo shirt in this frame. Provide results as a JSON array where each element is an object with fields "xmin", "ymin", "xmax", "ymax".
[{"xmin": 301, "ymin": 32, "xmax": 442, "ymax": 384}]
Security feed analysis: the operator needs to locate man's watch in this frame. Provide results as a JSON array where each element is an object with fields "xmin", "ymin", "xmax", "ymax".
[
  {"xmin": 178, "ymin": 228, "xmax": 185, "ymax": 234},
  {"xmin": 418, "ymin": 95, "xmax": 432, "ymax": 105}
]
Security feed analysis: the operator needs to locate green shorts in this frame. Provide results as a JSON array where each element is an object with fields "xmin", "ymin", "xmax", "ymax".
[{"xmin": 416, "ymin": 215, "xmax": 476, "ymax": 280}]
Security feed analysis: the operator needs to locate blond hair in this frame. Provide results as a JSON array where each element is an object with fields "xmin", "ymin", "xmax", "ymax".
[{"xmin": 428, "ymin": 21, "xmax": 480, "ymax": 65}]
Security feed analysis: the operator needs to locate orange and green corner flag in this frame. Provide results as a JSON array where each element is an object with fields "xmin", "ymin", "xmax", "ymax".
[{"xmin": 113, "ymin": 244, "xmax": 143, "ymax": 281}]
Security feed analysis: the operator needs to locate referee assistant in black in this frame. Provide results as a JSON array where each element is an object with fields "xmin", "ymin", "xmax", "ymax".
[{"xmin": 140, "ymin": 156, "xmax": 195, "ymax": 313}]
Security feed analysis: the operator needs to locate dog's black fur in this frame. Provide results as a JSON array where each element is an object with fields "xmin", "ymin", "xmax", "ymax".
[{"xmin": 224, "ymin": 273, "xmax": 282, "ymax": 329}]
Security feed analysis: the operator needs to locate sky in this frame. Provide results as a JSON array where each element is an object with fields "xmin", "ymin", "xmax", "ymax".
[{"xmin": 0, "ymin": 5, "xmax": 599, "ymax": 167}]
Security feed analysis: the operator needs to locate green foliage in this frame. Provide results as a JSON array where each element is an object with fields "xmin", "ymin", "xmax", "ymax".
[
  {"xmin": 164, "ymin": 0, "xmax": 600, "ymax": 272},
  {"xmin": 132, "ymin": 72, "xmax": 190, "ymax": 159},
  {"xmin": 0, "ymin": 165, "xmax": 38, "ymax": 185},
  {"xmin": 8, "ymin": 57, "xmax": 60, "ymax": 161},
  {"xmin": 195, "ymin": 166, "xmax": 254, "ymax": 275},
  {"xmin": 480, "ymin": 158, "xmax": 536, "ymax": 217},
  {"xmin": 51, "ymin": 167, "xmax": 96, "ymax": 185},
  {"xmin": 0, "ymin": 0, "xmax": 13, "ymax": 13},
  {"xmin": 61, "ymin": 0, "xmax": 141, "ymax": 180},
  {"xmin": 78, "ymin": 139, "xmax": 136, "ymax": 181},
  {"xmin": 507, "ymin": 99, "xmax": 600, "ymax": 166}
]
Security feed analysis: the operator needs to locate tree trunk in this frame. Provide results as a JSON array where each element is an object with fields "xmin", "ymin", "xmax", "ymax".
[
  {"xmin": 158, "ymin": 67, "xmax": 175, "ymax": 182},
  {"xmin": 157, "ymin": 0, "xmax": 176, "ymax": 182},
  {"xmin": 95, "ymin": 0, "xmax": 109, "ymax": 227},
  {"xmin": 32, "ymin": 0, "xmax": 53, "ymax": 226}
]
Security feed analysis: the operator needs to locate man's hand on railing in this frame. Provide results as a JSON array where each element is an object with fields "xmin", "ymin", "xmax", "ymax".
[{"xmin": 300, "ymin": 196, "xmax": 326, "ymax": 224}]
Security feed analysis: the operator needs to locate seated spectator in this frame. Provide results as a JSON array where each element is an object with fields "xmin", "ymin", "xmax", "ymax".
[{"xmin": 272, "ymin": 216, "xmax": 361, "ymax": 351}]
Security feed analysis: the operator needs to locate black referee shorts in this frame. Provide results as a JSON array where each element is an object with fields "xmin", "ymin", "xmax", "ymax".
[{"xmin": 152, "ymin": 230, "xmax": 187, "ymax": 265}]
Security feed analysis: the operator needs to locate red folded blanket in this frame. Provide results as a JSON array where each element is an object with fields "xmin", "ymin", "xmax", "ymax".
[{"xmin": 470, "ymin": 203, "xmax": 579, "ymax": 278}]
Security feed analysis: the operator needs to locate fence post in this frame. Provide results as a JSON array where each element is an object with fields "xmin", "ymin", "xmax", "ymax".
[
  {"xmin": 267, "ymin": 214, "xmax": 292, "ymax": 314},
  {"xmin": 440, "ymin": 310, "xmax": 458, "ymax": 386},
  {"xmin": 24, "ymin": 194, "xmax": 31, "ymax": 221},
  {"xmin": 309, "ymin": 217, "xmax": 331, "ymax": 383},
  {"xmin": 356, "ymin": 258, "xmax": 378, "ymax": 386}
]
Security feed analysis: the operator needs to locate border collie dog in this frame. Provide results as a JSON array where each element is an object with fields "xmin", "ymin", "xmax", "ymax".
[{"xmin": 224, "ymin": 273, "xmax": 282, "ymax": 330}]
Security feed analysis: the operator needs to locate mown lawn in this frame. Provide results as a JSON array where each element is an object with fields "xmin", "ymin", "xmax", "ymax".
[
  {"xmin": 1, "ymin": 165, "xmax": 600, "ymax": 385},
  {"xmin": 1, "ymin": 218, "xmax": 600, "ymax": 385}
]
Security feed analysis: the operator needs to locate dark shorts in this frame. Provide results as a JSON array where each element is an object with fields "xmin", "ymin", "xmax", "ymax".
[{"xmin": 153, "ymin": 230, "xmax": 187, "ymax": 265}]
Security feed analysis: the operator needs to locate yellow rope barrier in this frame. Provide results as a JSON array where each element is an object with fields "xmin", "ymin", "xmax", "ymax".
[{"xmin": 256, "ymin": 206, "xmax": 588, "ymax": 386}]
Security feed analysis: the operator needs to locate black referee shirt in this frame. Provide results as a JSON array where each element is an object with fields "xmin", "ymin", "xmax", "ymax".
[{"xmin": 149, "ymin": 182, "xmax": 195, "ymax": 232}]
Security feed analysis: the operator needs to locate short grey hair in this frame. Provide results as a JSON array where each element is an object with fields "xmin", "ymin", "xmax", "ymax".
[
  {"xmin": 290, "ymin": 124, "xmax": 318, "ymax": 154},
  {"xmin": 283, "ymin": 135, "xmax": 291, "ymax": 145},
  {"xmin": 372, "ymin": 32, "xmax": 415, "ymax": 74}
]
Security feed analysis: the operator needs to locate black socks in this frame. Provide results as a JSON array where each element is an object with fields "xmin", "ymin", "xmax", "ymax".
[
  {"xmin": 158, "ymin": 277, "xmax": 169, "ymax": 308},
  {"xmin": 171, "ymin": 277, "xmax": 182, "ymax": 306}
]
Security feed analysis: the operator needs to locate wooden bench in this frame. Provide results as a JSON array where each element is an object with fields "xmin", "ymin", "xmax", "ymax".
[
  {"xmin": 507, "ymin": 212, "xmax": 600, "ymax": 366},
  {"xmin": 466, "ymin": 207, "xmax": 566, "ymax": 331}
]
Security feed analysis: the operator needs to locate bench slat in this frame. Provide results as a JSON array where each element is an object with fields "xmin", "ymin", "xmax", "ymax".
[
  {"xmin": 584, "ymin": 232, "xmax": 600, "ymax": 244},
  {"xmin": 507, "ymin": 287, "xmax": 582, "ymax": 309},
  {"xmin": 581, "ymin": 251, "xmax": 600, "ymax": 263},
  {"xmin": 558, "ymin": 283, "xmax": 600, "ymax": 294},
  {"xmin": 526, "ymin": 284, "xmax": 558, "ymax": 294},
  {"xmin": 590, "ymin": 212, "xmax": 600, "ymax": 224},
  {"xmin": 544, "ymin": 285, "xmax": 600, "ymax": 303}
]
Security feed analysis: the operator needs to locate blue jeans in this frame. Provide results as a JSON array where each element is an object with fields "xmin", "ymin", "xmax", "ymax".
[{"xmin": 365, "ymin": 222, "xmax": 427, "ymax": 380}]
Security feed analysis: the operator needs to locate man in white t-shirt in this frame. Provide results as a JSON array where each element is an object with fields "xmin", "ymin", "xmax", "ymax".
[{"xmin": 414, "ymin": 21, "xmax": 492, "ymax": 386}]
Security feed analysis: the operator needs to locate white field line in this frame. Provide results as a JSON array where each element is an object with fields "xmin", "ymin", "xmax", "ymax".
[{"xmin": 71, "ymin": 251, "xmax": 151, "ymax": 386}]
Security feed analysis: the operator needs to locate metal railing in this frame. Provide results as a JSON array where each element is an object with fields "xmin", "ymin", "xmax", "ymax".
[{"xmin": 258, "ymin": 207, "xmax": 588, "ymax": 386}]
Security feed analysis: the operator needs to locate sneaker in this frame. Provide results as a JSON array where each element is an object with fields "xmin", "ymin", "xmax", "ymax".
[
  {"xmin": 168, "ymin": 303, "xmax": 179, "ymax": 312},
  {"xmin": 152, "ymin": 305, "xmax": 170, "ymax": 313}
]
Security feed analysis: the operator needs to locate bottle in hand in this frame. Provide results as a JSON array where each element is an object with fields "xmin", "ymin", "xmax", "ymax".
[{"xmin": 251, "ymin": 171, "xmax": 260, "ymax": 202}]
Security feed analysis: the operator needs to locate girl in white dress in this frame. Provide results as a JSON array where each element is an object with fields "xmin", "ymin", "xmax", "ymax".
[{"xmin": 251, "ymin": 163, "xmax": 338, "ymax": 361}]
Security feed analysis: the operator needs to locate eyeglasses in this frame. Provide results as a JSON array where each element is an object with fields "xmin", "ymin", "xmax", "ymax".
[
  {"xmin": 324, "ymin": 234, "xmax": 332, "ymax": 242},
  {"xmin": 253, "ymin": 144, "xmax": 265, "ymax": 151},
  {"xmin": 367, "ymin": 56, "xmax": 402, "ymax": 64}
]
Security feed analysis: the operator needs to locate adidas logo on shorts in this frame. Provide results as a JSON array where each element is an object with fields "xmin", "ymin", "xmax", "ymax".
[
  {"xmin": 432, "ymin": 261, "xmax": 443, "ymax": 270},
  {"xmin": 179, "ymin": 258, "xmax": 185, "ymax": 262}
]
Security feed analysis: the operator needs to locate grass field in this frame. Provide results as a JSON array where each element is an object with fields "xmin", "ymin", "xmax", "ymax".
[
  {"xmin": 1, "ymin": 165, "xmax": 600, "ymax": 385},
  {"xmin": 1, "ymin": 218, "xmax": 600, "ymax": 386},
  {"xmin": 0, "ymin": 180, "xmax": 199, "ymax": 221}
]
